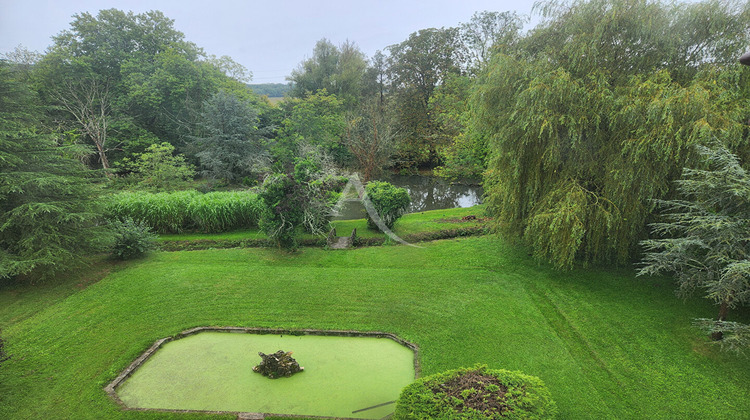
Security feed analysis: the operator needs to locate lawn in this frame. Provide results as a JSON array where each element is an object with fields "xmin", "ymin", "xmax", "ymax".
[{"xmin": 1, "ymin": 235, "xmax": 749, "ymax": 419}]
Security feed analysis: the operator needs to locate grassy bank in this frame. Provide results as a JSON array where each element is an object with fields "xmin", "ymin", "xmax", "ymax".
[
  {"xmin": 157, "ymin": 206, "xmax": 488, "ymax": 250},
  {"xmin": 1, "ymin": 236, "xmax": 748, "ymax": 419}
]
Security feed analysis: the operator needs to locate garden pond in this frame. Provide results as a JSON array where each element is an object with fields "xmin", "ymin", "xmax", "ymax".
[
  {"xmin": 114, "ymin": 331, "xmax": 416, "ymax": 418},
  {"xmin": 334, "ymin": 175, "xmax": 482, "ymax": 220}
]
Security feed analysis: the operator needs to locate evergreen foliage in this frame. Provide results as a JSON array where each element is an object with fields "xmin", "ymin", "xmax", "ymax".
[
  {"xmin": 476, "ymin": 0, "xmax": 750, "ymax": 269},
  {"xmin": 189, "ymin": 90, "xmax": 271, "ymax": 182},
  {"xmin": 639, "ymin": 145, "xmax": 750, "ymax": 344},
  {"xmin": 0, "ymin": 65, "xmax": 106, "ymax": 280},
  {"xmin": 110, "ymin": 217, "xmax": 157, "ymax": 260}
]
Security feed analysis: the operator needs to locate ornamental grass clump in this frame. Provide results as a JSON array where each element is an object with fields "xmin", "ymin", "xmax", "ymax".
[
  {"xmin": 394, "ymin": 365, "xmax": 556, "ymax": 419},
  {"xmin": 187, "ymin": 191, "xmax": 263, "ymax": 232},
  {"xmin": 106, "ymin": 190, "xmax": 196, "ymax": 233},
  {"xmin": 106, "ymin": 190, "xmax": 262, "ymax": 233}
]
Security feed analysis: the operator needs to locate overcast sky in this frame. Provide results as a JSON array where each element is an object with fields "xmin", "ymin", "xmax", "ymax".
[{"xmin": 0, "ymin": 0, "xmax": 538, "ymax": 83}]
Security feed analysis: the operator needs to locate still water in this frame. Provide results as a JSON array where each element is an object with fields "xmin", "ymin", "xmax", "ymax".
[{"xmin": 333, "ymin": 175, "xmax": 483, "ymax": 220}]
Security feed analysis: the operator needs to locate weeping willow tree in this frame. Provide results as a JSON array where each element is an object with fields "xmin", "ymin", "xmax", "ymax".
[{"xmin": 474, "ymin": 0, "xmax": 750, "ymax": 269}]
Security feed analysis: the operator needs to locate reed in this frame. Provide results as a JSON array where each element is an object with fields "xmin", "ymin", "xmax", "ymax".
[{"xmin": 106, "ymin": 190, "xmax": 262, "ymax": 233}]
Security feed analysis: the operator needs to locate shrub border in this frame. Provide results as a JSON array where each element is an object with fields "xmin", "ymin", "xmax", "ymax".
[{"xmin": 104, "ymin": 326, "xmax": 420, "ymax": 419}]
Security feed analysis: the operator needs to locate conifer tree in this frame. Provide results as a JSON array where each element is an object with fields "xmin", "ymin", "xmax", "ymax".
[
  {"xmin": 639, "ymin": 145, "xmax": 750, "ymax": 345},
  {"xmin": 0, "ymin": 64, "xmax": 106, "ymax": 281}
]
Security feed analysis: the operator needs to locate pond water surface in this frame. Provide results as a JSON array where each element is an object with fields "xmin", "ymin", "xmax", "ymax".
[
  {"xmin": 117, "ymin": 332, "xmax": 415, "ymax": 419},
  {"xmin": 333, "ymin": 175, "xmax": 483, "ymax": 220}
]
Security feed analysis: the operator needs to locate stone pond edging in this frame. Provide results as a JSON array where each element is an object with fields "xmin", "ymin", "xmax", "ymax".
[{"xmin": 104, "ymin": 326, "xmax": 420, "ymax": 420}]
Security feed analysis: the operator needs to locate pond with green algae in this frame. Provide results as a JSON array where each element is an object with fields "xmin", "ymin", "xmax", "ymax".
[{"xmin": 116, "ymin": 331, "xmax": 416, "ymax": 419}]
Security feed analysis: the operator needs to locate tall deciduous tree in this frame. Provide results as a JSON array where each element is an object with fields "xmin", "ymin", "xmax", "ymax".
[
  {"xmin": 36, "ymin": 8, "xmax": 260, "ymax": 164},
  {"xmin": 50, "ymin": 76, "xmax": 113, "ymax": 169},
  {"xmin": 279, "ymin": 90, "xmax": 347, "ymax": 165},
  {"xmin": 459, "ymin": 10, "xmax": 525, "ymax": 71},
  {"xmin": 0, "ymin": 64, "xmax": 106, "ymax": 281},
  {"xmin": 387, "ymin": 27, "xmax": 462, "ymax": 167},
  {"xmin": 476, "ymin": 0, "xmax": 750, "ymax": 269},
  {"xmin": 345, "ymin": 98, "xmax": 397, "ymax": 182},
  {"xmin": 288, "ymin": 39, "xmax": 368, "ymax": 108},
  {"xmin": 639, "ymin": 145, "xmax": 750, "ymax": 343}
]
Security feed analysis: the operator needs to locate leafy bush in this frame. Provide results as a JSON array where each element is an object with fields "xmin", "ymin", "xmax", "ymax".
[
  {"xmin": 110, "ymin": 218, "xmax": 157, "ymax": 260},
  {"xmin": 258, "ymin": 158, "xmax": 336, "ymax": 250},
  {"xmin": 394, "ymin": 365, "xmax": 556, "ymax": 420},
  {"xmin": 105, "ymin": 190, "xmax": 262, "ymax": 233},
  {"xmin": 258, "ymin": 173, "xmax": 304, "ymax": 250},
  {"xmin": 115, "ymin": 142, "xmax": 195, "ymax": 190},
  {"xmin": 365, "ymin": 181, "xmax": 410, "ymax": 230}
]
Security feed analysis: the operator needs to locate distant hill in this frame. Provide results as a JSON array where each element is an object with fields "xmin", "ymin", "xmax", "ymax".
[{"xmin": 248, "ymin": 83, "xmax": 290, "ymax": 98}]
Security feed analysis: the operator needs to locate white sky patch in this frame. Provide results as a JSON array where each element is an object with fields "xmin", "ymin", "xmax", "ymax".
[{"xmin": 0, "ymin": 0, "xmax": 538, "ymax": 83}]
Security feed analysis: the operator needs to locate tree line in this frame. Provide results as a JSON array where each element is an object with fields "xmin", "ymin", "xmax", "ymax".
[{"xmin": 2, "ymin": 0, "xmax": 749, "ymax": 344}]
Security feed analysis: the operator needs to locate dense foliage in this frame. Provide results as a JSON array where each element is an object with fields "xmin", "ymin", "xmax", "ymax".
[
  {"xmin": 0, "ymin": 64, "xmax": 106, "ymax": 281},
  {"xmin": 189, "ymin": 90, "xmax": 271, "ymax": 182},
  {"xmin": 110, "ymin": 217, "xmax": 157, "ymax": 260},
  {"xmin": 287, "ymin": 39, "xmax": 369, "ymax": 108},
  {"xmin": 639, "ymin": 145, "xmax": 750, "ymax": 344},
  {"xmin": 258, "ymin": 157, "xmax": 335, "ymax": 249},
  {"xmin": 258, "ymin": 173, "xmax": 305, "ymax": 250},
  {"xmin": 476, "ymin": 0, "xmax": 750, "ymax": 269},
  {"xmin": 115, "ymin": 142, "xmax": 195, "ymax": 190},
  {"xmin": 365, "ymin": 181, "xmax": 411, "ymax": 230},
  {"xmin": 395, "ymin": 365, "xmax": 556, "ymax": 419},
  {"xmin": 106, "ymin": 190, "xmax": 263, "ymax": 233},
  {"xmin": 248, "ymin": 83, "xmax": 290, "ymax": 98},
  {"xmin": 32, "ymin": 8, "xmax": 269, "ymax": 169}
]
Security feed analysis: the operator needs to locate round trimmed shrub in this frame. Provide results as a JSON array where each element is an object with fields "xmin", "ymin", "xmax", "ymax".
[
  {"xmin": 365, "ymin": 181, "xmax": 410, "ymax": 230},
  {"xmin": 394, "ymin": 365, "xmax": 557, "ymax": 419}
]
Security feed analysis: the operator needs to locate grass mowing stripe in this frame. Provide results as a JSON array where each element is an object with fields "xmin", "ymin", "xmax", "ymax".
[
  {"xmin": 523, "ymin": 278, "xmax": 625, "ymax": 418},
  {"xmin": 1, "ymin": 237, "xmax": 749, "ymax": 419}
]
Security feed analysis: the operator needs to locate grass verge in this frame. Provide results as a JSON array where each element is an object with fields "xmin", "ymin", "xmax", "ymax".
[{"xmin": 158, "ymin": 206, "xmax": 488, "ymax": 250}]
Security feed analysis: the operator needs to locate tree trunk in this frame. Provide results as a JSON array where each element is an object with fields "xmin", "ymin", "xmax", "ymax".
[
  {"xmin": 96, "ymin": 142, "xmax": 110, "ymax": 170},
  {"xmin": 710, "ymin": 300, "xmax": 730, "ymax": 341}
]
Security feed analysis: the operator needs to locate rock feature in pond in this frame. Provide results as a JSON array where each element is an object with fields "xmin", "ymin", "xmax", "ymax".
[{"xmin": 253, "ymin": 350, "xmax": 304, "ymax": 379}]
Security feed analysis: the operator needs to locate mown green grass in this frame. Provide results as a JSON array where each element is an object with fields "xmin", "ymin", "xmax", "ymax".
[
  {"xmin": 1, "ymin": 236, "xmax": 748, "ymax": 419},
  {"xmin": 158, "ymin": 205, "xmax": 486, "ymax": 242}
]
